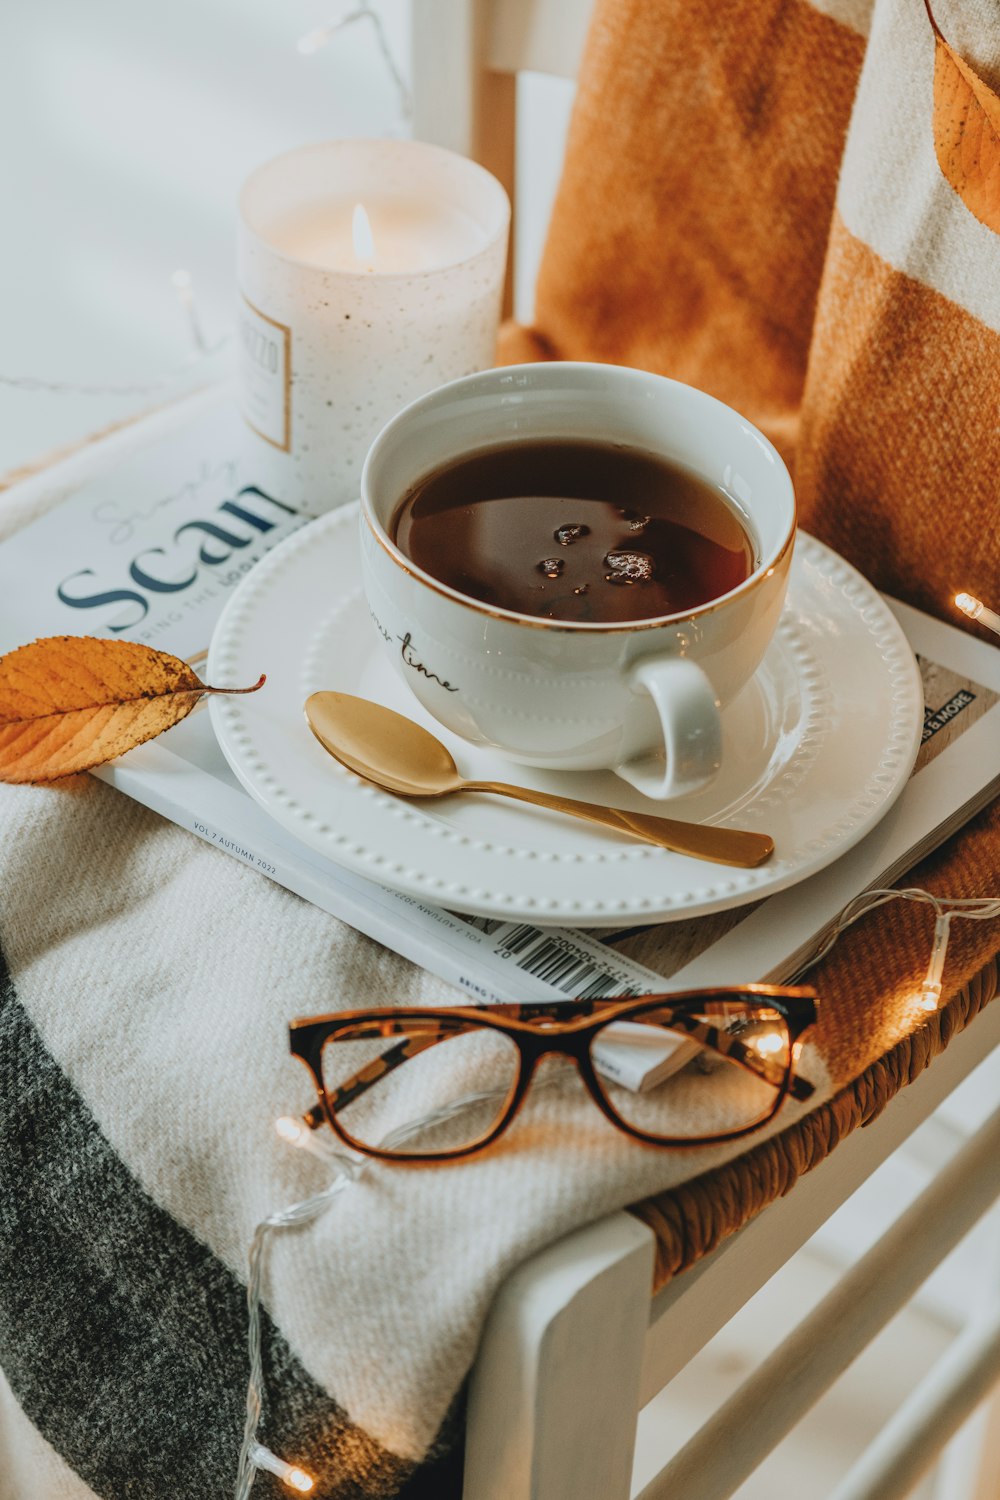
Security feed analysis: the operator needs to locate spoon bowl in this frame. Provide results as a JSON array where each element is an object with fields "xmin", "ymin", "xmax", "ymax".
[
  {"xmin": 307, "ymin": 692, "xmax": 463, "ymax": 796},
  {"xmin": 304, "ymin": 692, "xmax": 774, "ymax": 869}
]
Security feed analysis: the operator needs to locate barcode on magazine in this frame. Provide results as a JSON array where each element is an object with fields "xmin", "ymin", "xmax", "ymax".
[{"xmin": 496, "ymin": 924, "xmax": 641, "ymax": 1001}]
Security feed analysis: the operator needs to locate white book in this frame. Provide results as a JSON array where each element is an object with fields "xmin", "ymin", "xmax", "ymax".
[{"xmin": 2, "ymin": 389, "xmax": 998, "ymax": 1093}]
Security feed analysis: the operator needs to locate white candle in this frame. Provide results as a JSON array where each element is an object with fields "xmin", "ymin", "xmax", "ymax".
[
  {"xmin": 269, "ymin": 198, "xmax": 487, "ymax": 274},
  {"xmin": 237, "ymin": 140, "xmax": 509, "ymax": 515}
]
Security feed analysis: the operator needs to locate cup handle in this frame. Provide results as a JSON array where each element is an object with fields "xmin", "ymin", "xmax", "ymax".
[{"xmin": 614, "ymin": 656, "xmax": 722, "ymax": 801}]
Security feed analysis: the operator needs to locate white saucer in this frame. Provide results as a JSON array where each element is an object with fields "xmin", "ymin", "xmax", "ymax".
[{"xmin": 208, "ymin": 506, "xmax": 923, "ymax": 926}]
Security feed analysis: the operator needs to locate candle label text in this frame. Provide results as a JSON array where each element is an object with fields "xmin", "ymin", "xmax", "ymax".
[{"xmin": 239, "ymin": 294, "xmax": 291, "ymax": 453}]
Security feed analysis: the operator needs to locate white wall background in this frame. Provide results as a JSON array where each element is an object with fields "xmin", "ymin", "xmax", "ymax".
[
  {"xmin": 0, "ymin": 2, "xmax": 411, "ymax": 472},
  {"xmin": 0, "ymin": 4, "xmax": 575, "ymax": 477}
]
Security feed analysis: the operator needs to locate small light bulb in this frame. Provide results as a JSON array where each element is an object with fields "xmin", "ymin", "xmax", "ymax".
[
  {"xmin": 275, "ymin": 1115, "xmax": 305, "ymax": 1145},
  {"xmin": 916, "ymin": 912, "xmax": 951, "ymax": 1011},
  {"xmin": 275, "ymin": 1114, "xmax": 332, "ymax": 1161},
  {"xmin": 249, "ymin": 1442, "xmax": 315, "ymax": 1491},
  {"xmin": 955, "ymin": 592, "xmax": 1000, "ymax": 637},
  {"xmin": 918, "ymin": 982, "xmax": 942, "ymax": 1012},
  {"xmin": 169, "ymin": 267, "xmax": 207, "ymax": 352},
  {"xmin": 750, "ymin": 1032, "xmax": 785, "ymax": 1056}
]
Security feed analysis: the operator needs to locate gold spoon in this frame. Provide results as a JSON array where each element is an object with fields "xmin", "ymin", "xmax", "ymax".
[{"xmin": 304, "ymin": 691, "xmax": 773, "ymax": 869}]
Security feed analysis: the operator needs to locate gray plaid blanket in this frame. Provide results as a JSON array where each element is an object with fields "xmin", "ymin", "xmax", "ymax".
[{"xmin": 0, "ymin": 759, "xmax": 829, "ymax": 1499}]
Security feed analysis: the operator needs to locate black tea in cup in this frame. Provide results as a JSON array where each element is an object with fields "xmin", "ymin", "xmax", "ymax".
[{"xmin": 391, "ymin": 439, "xmax": 756, "ymax": 623}]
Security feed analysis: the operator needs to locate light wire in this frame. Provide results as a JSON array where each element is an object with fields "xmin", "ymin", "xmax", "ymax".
[
  {"xmin": 239, "ymin": 884, "xmax": 1000, "ymax": 1493},
  {"xmin": 798, "ymin": 888, "xmax": 1000, "ymax": 983},
  {"xmin": 296, "ymin": 2, "xmax": 412, "ymax": 120},
  {"xmin": 235, "ymin": 1089, "xmax": 512, "ymax": 1497},
  {"xmin": 0, "ymin": 270, "xmax": 229, "ymax": 398}
]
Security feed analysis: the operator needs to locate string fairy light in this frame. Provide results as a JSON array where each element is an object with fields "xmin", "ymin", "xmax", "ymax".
[
  {"xmin": 749, "ymin": 1031, "xmax": 786, "ymax": 1056},
  {"xmin": 798, "ymin": 886, "xmax": 1000, "ymax": 1011},
  {"xmin": 246, "ymin": 1443, "xmax": 315, "ymax": 1492},
  {"xmin": 239, "ymin": 1096, "xmax": 496, "ymax": 1497},
  {"xmin": 955, "ymin": 592, "xmax": 1000, "ymax": 639},
  {"xmin": 296, "ymin": 2, "xmax": 413, "ymax": 120},
  {"xmin": 235, "ymin": 1154, "xmax": 365, "ymax": 1499},
  {"xmin": 170, "ymin": 267, "xmax": 209, "ymax": 354},
  {"xmin": 0, "ymin": 271, "xmax": 229, "ymax": 398},
  {"xmin": 4, "ymin": 7, "xmax": 408, "ymax": 406},
  {"xmin": 919, "ymin": 910, "xmax": 952, "ymax": 1009},
  {"xmin": 241, "ymin": 886, "xmax": 1000, "ymax": 1491},
  {"xmin": 0, "ymin": 355, "xmax": 221, "ymax": 398},
  {"xmin": 274, "ymin": 1114, "xmax": 336, "ymax": 1161}
]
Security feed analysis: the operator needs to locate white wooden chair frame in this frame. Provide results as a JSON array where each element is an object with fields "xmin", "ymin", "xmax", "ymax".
[
  {"xmin": 411, "ymin": 0, "xmax": 591, "ymax": 313},
  {"xmin": 408, "ymin": 5, "xmax": 1000, "ymax": 1494},
  {"xmin": 463, "ymin": 1001, "xmax": 1000, "ymax": 1500}
]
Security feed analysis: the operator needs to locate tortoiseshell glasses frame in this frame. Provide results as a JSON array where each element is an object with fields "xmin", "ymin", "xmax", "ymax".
[{"xmin": 288, "ymin": 985, "xmax": 818, "ymax": 1163}]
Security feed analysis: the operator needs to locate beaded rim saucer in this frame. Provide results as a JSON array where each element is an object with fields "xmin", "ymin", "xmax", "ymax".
[{"xmin": 208, "ymin": 506, "xmax": 923, "ymax": 926}]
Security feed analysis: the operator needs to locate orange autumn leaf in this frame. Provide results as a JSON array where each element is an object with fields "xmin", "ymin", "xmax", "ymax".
[
  {"xmin": 0, "ymin": 636, "xmax": 264, "ymax": 784},
  {"xmin": 925, "ymin": 0, "xmax": 1000, "ymax": 234}
]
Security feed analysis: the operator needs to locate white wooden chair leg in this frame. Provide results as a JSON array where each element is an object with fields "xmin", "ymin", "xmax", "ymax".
[
  {"xmin": 410, "ymin": 0, "xmax": 478, "ymax": 156},
  {"xmin": 929, "ymin": 1194, "xmax": 1000, "ymax": 1500},
  {"xmin": 463, "ymin": 1211, "xmax": 656, "ymax": 1500},
  {"xmin": 934, "ymin": 1403, "xmax": 998, "ymax": 1500},
  {"xmin": 635, "ymin": 1100, "xmax": 1000, "ymax": 1500},
  {"xmin": 828, "ymin": 1302, "xmax": 1000, "ymax": 1500},
  {"xmin": 411, "ymin": 0, "xmax": 517, "ymax": 314},
  {"xmin": 970, "ymin": 1386, "xmax": 1000, "ymax": 1500}
]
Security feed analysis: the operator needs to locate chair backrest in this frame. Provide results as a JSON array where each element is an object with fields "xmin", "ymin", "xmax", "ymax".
[{"xmin": 409, "ymin": 0, "xmax": 593, "ymax": 311}]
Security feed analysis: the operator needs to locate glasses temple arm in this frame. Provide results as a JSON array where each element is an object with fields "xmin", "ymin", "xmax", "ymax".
[{"xmin": 639, "ymin": 1011, "xmax": 816, "ymax": 1101}]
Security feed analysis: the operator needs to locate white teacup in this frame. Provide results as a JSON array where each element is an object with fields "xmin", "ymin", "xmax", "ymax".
[{"xmin": 359, "ymin": 362, "xmax": 794, "ymax": 800}]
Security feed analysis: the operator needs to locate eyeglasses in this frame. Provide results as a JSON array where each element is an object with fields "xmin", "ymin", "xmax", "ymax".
[{"xmin": 288, "ymin": 986, "xmax": 817, "ymax": 1163}]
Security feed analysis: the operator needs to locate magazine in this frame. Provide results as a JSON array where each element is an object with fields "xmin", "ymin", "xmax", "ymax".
[{"xmin": 2, "ymin": 389, "xmax": 999, "ymax": 1091}]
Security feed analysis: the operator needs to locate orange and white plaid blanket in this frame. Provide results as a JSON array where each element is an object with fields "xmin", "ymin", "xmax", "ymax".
[
  {"xmin": 502, "ymin": 0, "xmax": 1000, "ymax": 633},
  {"xmin": 501, "ymin": 0, "xmax": 1000, "ymax": 1096}
]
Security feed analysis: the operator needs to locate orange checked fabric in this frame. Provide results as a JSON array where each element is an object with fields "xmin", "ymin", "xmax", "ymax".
[
  {"xmin": 500, "ymin": 0, "xmax": 1000, "ymax": 630},
  {"xmin": 500, "ymin": 0, "xmax": 1000, "ymax": 1280}
]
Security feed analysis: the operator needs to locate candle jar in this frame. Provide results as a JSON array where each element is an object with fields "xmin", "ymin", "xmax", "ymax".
[{"xmin": 237, "ymin": 139, "xmax": 509, "ymax": 514}]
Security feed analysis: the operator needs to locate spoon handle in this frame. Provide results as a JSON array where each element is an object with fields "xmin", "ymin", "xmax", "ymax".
[{"xmin": 461, "ymin": 781, "xmax": 774, "ymax": 868}]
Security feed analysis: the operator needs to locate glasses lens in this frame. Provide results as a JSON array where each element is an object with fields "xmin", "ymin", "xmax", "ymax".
[
  {"xmin": 590, "ymin": 1000, "xmax": 792, "ymax": 1141},
  {"xmin": 320, "ymin": 1017, "xmax": 520, "ymax": 1157}
]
